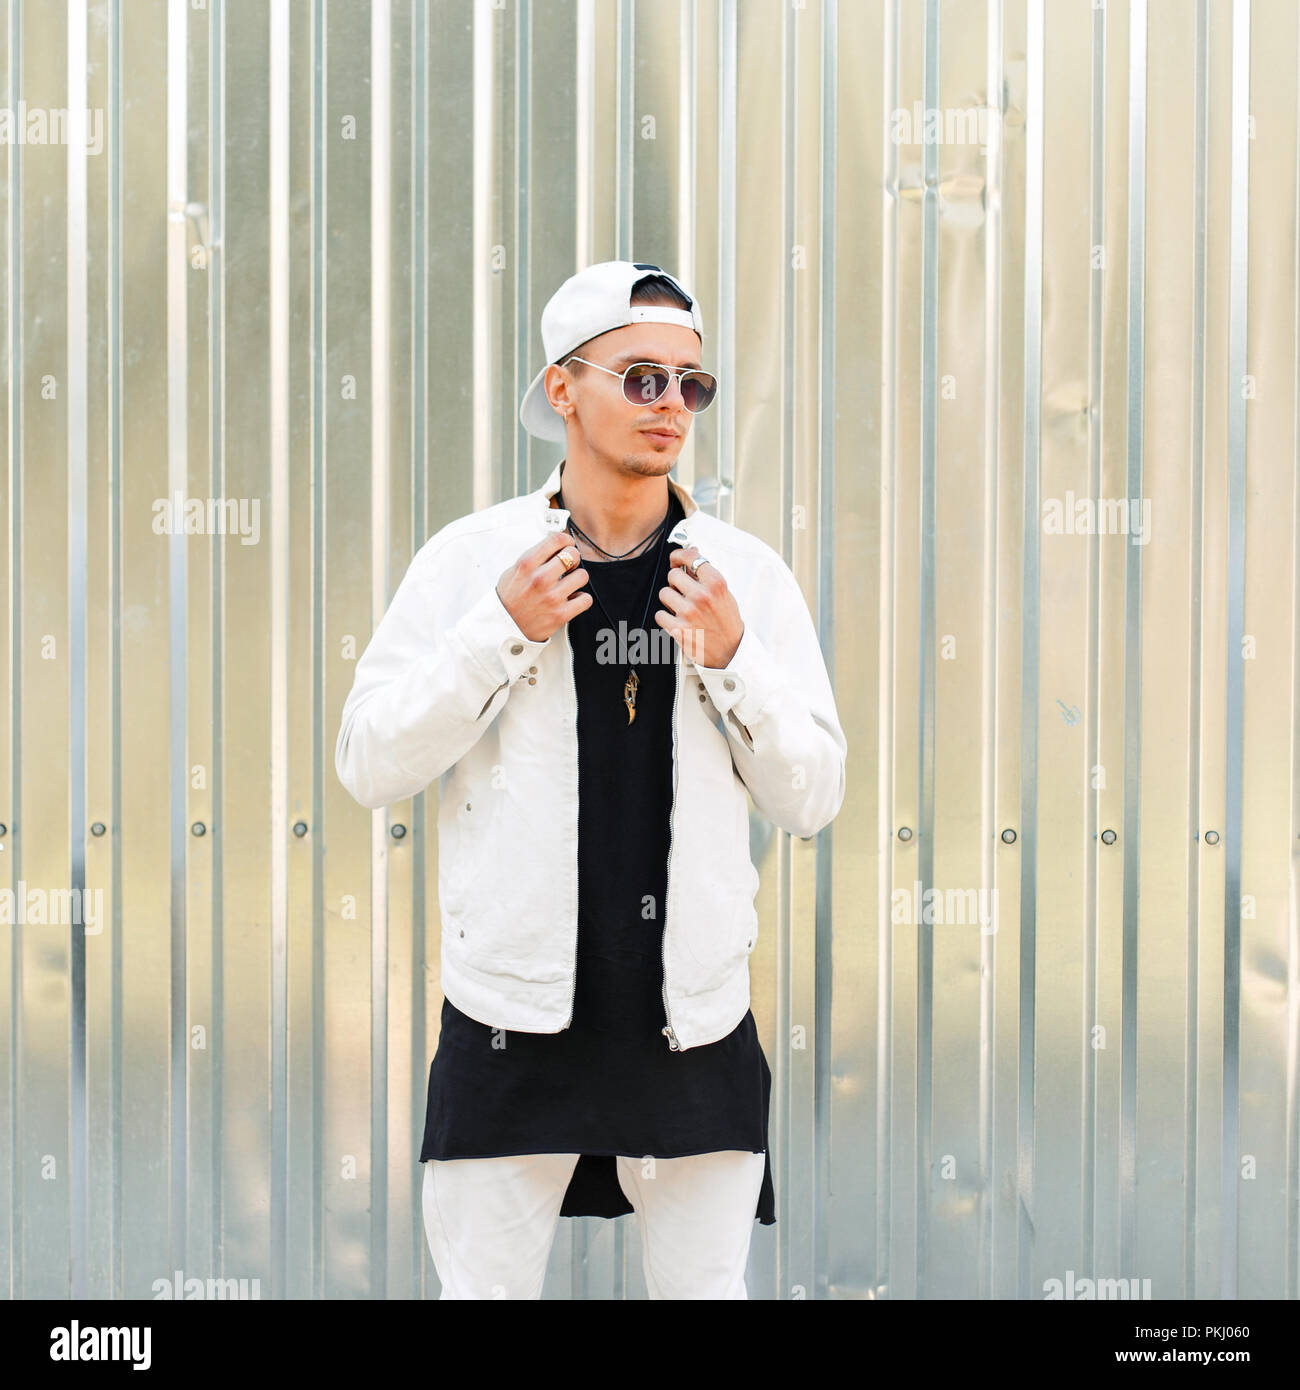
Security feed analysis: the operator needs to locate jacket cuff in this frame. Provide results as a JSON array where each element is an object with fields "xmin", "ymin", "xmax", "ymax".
[
  {"xmin": 692, "ymin": 623, "xmax": 779, "ymax": 727},
  {"xmin": 454, "ymin": 582, "xmax": 550, "ymax": 686}
]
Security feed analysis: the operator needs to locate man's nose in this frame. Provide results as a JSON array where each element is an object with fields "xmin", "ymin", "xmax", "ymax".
[{"xmin": 653, "ymin": 373, "xmax": 686, "ymax": 410}]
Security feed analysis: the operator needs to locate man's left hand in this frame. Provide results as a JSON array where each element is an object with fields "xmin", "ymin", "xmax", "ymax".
[{"xmin": 655, "ymin": 546, "xmax": 745, "ymax": 670}]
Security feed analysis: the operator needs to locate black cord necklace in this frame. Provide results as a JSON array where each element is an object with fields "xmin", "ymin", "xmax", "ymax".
[
  {"xmin": 566, "ymin": 509, "xmax": 667, "ymax": 561},
  {"xmin": 558, "ymin": 487, "xmax": 674, "ymax": 726}
]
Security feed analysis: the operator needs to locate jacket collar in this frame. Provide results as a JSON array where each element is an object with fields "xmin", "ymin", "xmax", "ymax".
[{"xmin": 538, "ymin": 459, "xmax": 698, "ymax": 520}]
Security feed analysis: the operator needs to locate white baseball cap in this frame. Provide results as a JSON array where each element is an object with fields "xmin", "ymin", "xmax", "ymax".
[{"xmin": 519, "ymin": 260, "xmax": 705, "ymax": 443}]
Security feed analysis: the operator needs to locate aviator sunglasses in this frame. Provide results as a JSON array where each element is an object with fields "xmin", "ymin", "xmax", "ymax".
[{"xmin": 562, "ymin": 355, "xmax": 719, "ymax": 415}]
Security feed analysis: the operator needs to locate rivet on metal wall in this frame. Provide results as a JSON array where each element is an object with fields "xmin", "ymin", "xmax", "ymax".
[
  {"xmin": 898, "ymin": 826, "xmax": 913, "ymax": 841},
  {"xmin": 1100, "ymin": 829, "xmax": 1116, "ymax": 845},
  {"xmin": 391, "ymin": 824, "xmax": 407, "ymax": 840},
  {"xmin": 1001, "ymin": 828, "xmax": 1016, "ymax": 844},
  {"xmin": 191, "ymin": 822, "xmax": 206, "ymax": 837},
  {"xmin": 292, "ymin": 821, "xmax": 308, "ymax": 838},
  {"xmin": 90, "ymin": 822, "xmax": 106, "ymax": 837},
  {"xmin": 1203, "ymin": 830, "xmax": 1219, "ymax": 845}
]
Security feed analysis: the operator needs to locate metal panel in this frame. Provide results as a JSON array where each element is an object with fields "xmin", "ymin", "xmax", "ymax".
[{"xmin": 2, "ymin": 0, "xmax": 1299, "ymax": 1302}]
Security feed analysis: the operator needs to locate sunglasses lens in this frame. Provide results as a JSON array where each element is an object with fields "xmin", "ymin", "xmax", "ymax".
[
  {"xmin": 679, "ymin": 371, "xmax": 717, "ymax": 413},
  {"xmin": 622, "ymin": 365, "xmax": 671, "ymax": 405},
  {"xmin": 621, "ymin": 364, "xmax": 718, "ymax": 413}
]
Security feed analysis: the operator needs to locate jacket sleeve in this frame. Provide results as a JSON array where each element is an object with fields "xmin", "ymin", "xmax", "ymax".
[
  {"xmin": 691, "ymin": 556, "xmax": 847, "ymax": 840},
  {"xmin": 334, "ymin": 536, "xmax": 550, "ymax": 809}
]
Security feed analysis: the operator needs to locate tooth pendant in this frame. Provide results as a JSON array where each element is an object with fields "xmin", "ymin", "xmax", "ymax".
[{"xmin": 623, "ymin": 669, "xmax": 639, "ymax": 725}]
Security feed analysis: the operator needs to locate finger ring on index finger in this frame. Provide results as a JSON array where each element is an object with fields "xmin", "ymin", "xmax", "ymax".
[
  {"xmin": 685, "ymin": 554, "xmax": 709, "ymax": 580},
  {"xmin": 557, "ymin": 548, "xmax": 579, "ymax": 574}
]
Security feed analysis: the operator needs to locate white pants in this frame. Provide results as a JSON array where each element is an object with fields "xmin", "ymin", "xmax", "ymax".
[{"xmin": 421, "ymin": 1150, "xmax": 767, "ymax": 1300}]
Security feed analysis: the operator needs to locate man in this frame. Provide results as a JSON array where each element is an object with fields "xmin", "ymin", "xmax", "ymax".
[{"xmin": 335, "ymin": 260, "xmax": 846, "ymax": 1299}]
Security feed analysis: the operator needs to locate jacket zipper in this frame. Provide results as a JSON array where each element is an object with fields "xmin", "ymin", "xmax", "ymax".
[
  {"xmin": 660, "ymin": 635, "xmax": 681, "ymax": 1051},
  {"xmin": 562, "ymin": 618, "xmax": 580, "ymax": 1029}
]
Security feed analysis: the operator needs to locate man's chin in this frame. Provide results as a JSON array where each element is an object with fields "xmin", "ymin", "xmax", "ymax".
[{"xmin": 618, "ymin": 449, "xmax": 678, "ymax": 477}]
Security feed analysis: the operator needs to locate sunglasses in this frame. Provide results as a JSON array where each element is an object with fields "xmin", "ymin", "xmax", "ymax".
[{"xmin": 562, "ymin": 356, "xmax": 719, "ymax": 415}]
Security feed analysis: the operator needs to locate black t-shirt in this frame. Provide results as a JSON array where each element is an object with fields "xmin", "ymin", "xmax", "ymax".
[{"xmin": 420, "ymin": 485, "xmax": 774, "ymax": 1226}]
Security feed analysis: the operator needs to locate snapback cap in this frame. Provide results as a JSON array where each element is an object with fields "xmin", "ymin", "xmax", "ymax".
[{"xmin": 519, "ymin": 260, "xmax": 704, "ymax": 443}]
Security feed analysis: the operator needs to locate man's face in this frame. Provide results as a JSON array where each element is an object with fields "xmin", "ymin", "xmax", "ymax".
[{"xmin": 546, "ymin": 322, "xmax": 704, "ymax": 476}]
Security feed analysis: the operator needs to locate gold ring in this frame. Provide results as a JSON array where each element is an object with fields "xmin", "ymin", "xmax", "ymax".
[{"xmin": 559, "ymin": 549, "xmax": 579, "ymax": 573}]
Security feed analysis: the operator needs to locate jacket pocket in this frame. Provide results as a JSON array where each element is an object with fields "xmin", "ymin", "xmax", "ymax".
[
  {"xmin": 679, "ymin": 879, "xmax": 752, "ymax": 975},
  {"xmin": 438, "ymin": 794, "xmax": 483, "ymax": 924}
]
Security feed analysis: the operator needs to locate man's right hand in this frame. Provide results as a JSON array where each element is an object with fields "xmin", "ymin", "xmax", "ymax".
[{"xmin": 496, "ymin": 531, "xmax": 592, "ymax": 642}]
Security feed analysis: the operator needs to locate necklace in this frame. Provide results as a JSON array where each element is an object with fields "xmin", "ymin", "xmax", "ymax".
[
  {"xmin": 565, "ymin": 510, "xmax": 665, "ymax": 561},
  {"xmin": 557, "ymin": 488, "xmax": 674, "ymax": 725}
]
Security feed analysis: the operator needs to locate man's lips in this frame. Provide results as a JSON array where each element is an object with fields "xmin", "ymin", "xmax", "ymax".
[{"xmin": 641, "ymin": 428, "xmax": 678, "ymax": 443}]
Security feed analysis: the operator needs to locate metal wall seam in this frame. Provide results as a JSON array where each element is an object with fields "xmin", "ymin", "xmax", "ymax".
[
  {"xmin": 1081, "ymin": 0, "xmax": 1106, "ymax": 1286},
  {"xmin": 208, "ymin": 0, "xmax": 227, "ymax": 1296},
  {"xmin": 65, "ymin": 0, "xmax": 88, "ymax": 1304},
  {"xmin": 1289, "ymin": 0, "xmax": 1300, "ymax": 1302},
  {"xmin": 309, "ymin": 0, "xmax": 326, "ymax": 1302},
  {"xmin": 165, "ymin": 0, "xmax": 189, "ymax": 1284},
  {"xmin": 1018, "ymin": 0, "xmax": 1045, "ymax": 1304},
  {"xmin": 1222, "ymin": 0, "xmax": 1251, "ymax": 1304},
  {"xmin": 676, "ymin": 0, "xmax": 696, "ymax": 502},
  {"xmin": 369, "ymin": 0, "xmax": 391, "ymax": 1302},
  {"xmin": 576, "ymin": 0, "xmax": 594, "ymax": 269},
  {"xmin": 5, "ymin": 0, "xmax": 20, "ymax": 1304},
  {"xmin": 978, "ymin": 0, "xmax": 1004, "ymax": 1305},
  {"xmin": 269, "ymin": 0, "xmax": 289, "ymax": 1303},
  {"xmin": 717, "ymin": 0, "xmax": 736, "ymax": 530},
  {"xmin": 677, "ymin": 0, "xmax": 695, "ymax": 353},
  {"xmin": 1185, "ymin": 0, "xmax": 1210, "ymax": 1303},
  {"xmin": 410, "ymin": 0, "xmax": 429, "ymax": 1300},
  {"xmin": 915, "ymin": 0, "xmax": 939, "ymax": 1303},
  {"xmin": 1289, "ymin": 2, "xmax": 1300, "ymax": 1308},
  {"xmin": 471, "ymin": 0, "xmax": 491, "ymax": 514},
  {"xmin": 108, "ymin": 0, "xmax": 124, "ymax": 1302},
  {"xmin": 512, "ymin": 0, "xmax": 529, "ymax": 501},
  {"xmin": 773, "ymin": 0, "xmax": 797, "ymax": 1302},
  {"xmin": 877, "ymin": 0, "xmax": 898, "ymax": 1305},
  {"xmin": 812, "ymin": 0, "xmax": 837, "ymax": 1304},
  {"xmin": 1119, "ymin": 0, "xmax": 1147, "ymax": 1285},
  {"xmin": 615, "ymin": 0, "xmax": 632, "ymax": 259}
]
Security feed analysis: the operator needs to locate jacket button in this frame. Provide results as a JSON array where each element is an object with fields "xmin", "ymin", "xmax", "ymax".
[
  {"xmin": 459, "ymin": 929, "xmax": 465, "ymax": 938},
  {"xmin": 528, "ymin": 676, "xmax": 536, "ymax": 685},
  {"xmin": 465, "ymin": 802, "xmax": 471, "ymax": 811},
  {"xmin": 723, "ymin": 677, "xmax": 736, "ymax": 691},
  {"xmin": 528, "ymin": 666, "xmax": 537, "ymax": 674},
  {"xmin": 510, "ymin": 643, "xmax": 523, "ymax": 655},
  {"xmin": 698, "ymin": 693, "xmax": 706, "ymax": 702}
]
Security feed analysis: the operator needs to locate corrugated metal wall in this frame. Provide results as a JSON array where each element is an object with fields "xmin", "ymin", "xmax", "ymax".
[{"xmin": 1, "ymin": 0, "xmax": 1298, "ymax": 1301}]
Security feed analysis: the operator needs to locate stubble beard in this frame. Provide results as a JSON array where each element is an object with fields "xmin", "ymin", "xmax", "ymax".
[{"xmin": 618, "ymin": 446, "xmax": 677, "ymax": 479}]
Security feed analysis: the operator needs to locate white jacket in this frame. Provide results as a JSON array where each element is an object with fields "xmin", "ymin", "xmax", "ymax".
[{"xmin": 334, "ymin": 462, "xmax": 847, "ymax": 1051}]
